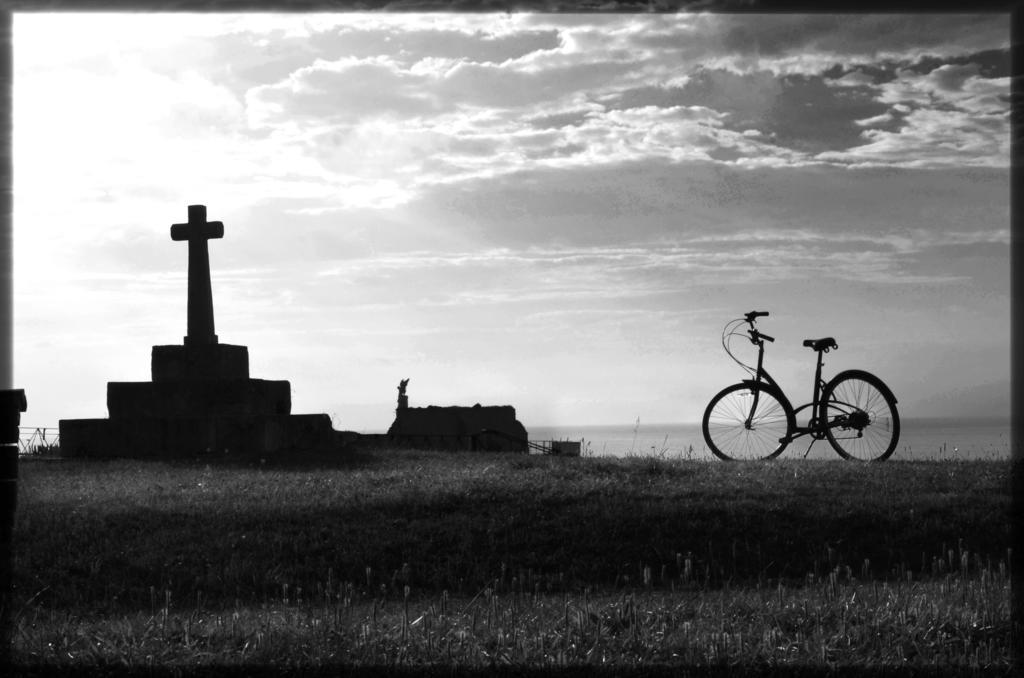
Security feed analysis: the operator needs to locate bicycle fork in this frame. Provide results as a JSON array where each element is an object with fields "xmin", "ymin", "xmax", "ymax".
[{"xmin": 744, "ymin": 388, "xmax": 761, "ymax": 430}]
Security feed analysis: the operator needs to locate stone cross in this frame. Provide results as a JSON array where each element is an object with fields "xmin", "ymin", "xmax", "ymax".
[{"xmin": 171, "ymin": 205, "xmax": 223, "ymax": 346}]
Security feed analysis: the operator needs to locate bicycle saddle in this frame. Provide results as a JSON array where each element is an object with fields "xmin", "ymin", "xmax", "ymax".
[{"xmin": 803, "ymin": 337, "xmax": 838, "ymax": 351}]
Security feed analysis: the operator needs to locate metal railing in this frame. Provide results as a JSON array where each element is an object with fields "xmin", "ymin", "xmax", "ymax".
[
  {"xmin": 477, "ymin": 429, "xmax": 581, "ymax": 456},
  {"xmin": 18, "ymin": 427, "xmax": 60, "ymax": 455}
]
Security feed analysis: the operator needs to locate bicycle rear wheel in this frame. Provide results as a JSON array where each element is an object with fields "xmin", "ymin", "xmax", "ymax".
[
  {"xmin": 702, "ymin": 383, "xmax": 794, "ymax": 461},
  {"xmin": 821, "ymin": 370, "xmax": 900, "ymax": 461}
]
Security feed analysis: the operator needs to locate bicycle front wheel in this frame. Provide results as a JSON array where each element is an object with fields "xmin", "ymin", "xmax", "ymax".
[
  {"xmin": 821, "ymin": 370, "xmax": 900, "ymax": 461},
  {"xmin": 702, "ymin": 383, "xmax": 794, "ymax": 461}
]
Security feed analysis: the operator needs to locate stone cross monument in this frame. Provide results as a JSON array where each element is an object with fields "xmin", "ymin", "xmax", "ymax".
[
  {"xmin": 171, "ymin": 204, "xmax": 223, "ymax": 346},
  {"xmin": 59, "ymin": 204, "xmax": 339, "ymax": 458}
]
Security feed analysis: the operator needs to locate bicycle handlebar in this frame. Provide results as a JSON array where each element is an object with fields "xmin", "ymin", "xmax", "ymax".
[
  {"xmin": 743, "ymin": 311, "xmax": 772, "ymax": 345},
  {"xmin": 748, "ymin": 329, "xmax": 774, "ymax": 344}
]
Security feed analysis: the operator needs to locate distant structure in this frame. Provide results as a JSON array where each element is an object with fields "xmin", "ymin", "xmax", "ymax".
[
  {"xmin": 386, "ymin": 380, "xmax": 528, "ymax": 452},
  {"xmin": 59, "ymin": 205, "xmax": 340, "ymax": 459},
  {"xmin": 397, "ymin": 378, "xmax": 409, "ymax": 412}
]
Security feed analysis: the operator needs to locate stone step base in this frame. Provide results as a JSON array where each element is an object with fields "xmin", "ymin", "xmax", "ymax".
[
  {"xmin": 107, "ymin": 379, "xmax": 290, "ymax": 418},
  {"xmin": 58, "ymin": 414, "xmax": 336, "ymax": 458},
  {"xmin": 152, "ymin": 343, "xmax": 249, "ymax": 381}
]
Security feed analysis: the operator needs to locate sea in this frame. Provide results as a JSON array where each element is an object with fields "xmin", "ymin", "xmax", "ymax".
[{"xmin": 529, "ymin": 417, "xmax": 1012, "ymax": 462}]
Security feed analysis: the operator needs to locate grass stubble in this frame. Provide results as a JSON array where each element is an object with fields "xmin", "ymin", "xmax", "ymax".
[{"xmin": 8, "ymin": 449, "xmax": 1013, "ymax": 672}]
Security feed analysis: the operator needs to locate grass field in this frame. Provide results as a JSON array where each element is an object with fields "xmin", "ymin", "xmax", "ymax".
[{"xmin": 9, "ymin": 450, "xmax": 1013, "ymax": 671}]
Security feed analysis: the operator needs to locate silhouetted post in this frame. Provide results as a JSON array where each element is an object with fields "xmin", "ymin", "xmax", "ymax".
[
  {"xmin": 0, "ymin": 11, "xmax": 20, "ymax": 665},
  {"xmin": 1012, "ymin": 6, "xmax": 1023, "ymax": 667},
  {"xmin": 171, "ymin": 205, "xmax": 224, "ymax": 346},
  {"xmin": 0, "ymin": 389, "xmax": 25, "ymax": 662}
]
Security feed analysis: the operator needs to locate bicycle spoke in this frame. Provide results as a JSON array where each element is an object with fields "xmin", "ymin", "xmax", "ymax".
[
  {"xmin": 703, "ymin": 384, "xmax": 793, "ymax": 461},
  {"xmin": 823, "ymin": 373, "xmax": 899, "ymax": 461}
]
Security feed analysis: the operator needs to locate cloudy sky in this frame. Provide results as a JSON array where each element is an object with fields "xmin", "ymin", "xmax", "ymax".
[{"xmin": 12, "ymin": 12, "xmax": 1010, "ymax": 432}]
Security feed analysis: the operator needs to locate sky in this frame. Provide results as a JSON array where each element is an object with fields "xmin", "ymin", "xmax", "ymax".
[{"xmin": 11, "ymin": 11, "xmax": 1011, "ymax": 432}]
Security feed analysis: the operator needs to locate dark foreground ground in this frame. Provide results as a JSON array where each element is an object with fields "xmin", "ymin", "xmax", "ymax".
[{"xmin": 7, "ymin": 450, "xmax": 1013, "ymax": 673}]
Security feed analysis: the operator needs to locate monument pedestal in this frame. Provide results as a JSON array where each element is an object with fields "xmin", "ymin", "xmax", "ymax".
[
  {"xmin": 60, "ymin": 348, "xmax": 337, "ymax": 458},
  {"xmin": 152, "ymin": 343, "xmax": 249, "ymax": 381},
  {"xmin": 107, "ymin": 378, "xmax": 291, "ymax": 418},
  {"xmin": 60, "ymin": 413, "xmax": 333, "ymax": 458}
]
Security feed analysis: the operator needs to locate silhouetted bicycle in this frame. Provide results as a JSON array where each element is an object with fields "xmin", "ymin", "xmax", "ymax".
[{"xmin": 702, "ymin": 311, "xmax": 899, "ymax": 462}]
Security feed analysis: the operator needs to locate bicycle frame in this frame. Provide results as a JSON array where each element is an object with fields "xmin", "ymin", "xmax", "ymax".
[{"xmin": 742, "ymin": 332, "xmax": 835, "ymax": 446}]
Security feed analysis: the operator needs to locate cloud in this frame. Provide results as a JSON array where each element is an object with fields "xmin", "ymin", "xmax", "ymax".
[
  {"xmin": 325, "ymin": 24, "xmax": 562, "ymax": 65},
  {"xmin": 239, "ymin": 14, "xmax": 1007, "ymax": 209},
  {"xmin": 829, "ymin": 69, "xmax": 879, "ymax": 88},
  {"xmin": 606, "ymin": 68, "xmax": 893, "ymax": 155},
  {"xmin": 299, "ymin": 223, "xmax": 1007, "ymax": 321},
  {"xmin": 818, "ymin": 106, "xmax": 1008, "ymax": 168},
  {"xmin": 927, "ymin": 63, "xmax": 982, "ymax": 91},
  {"xmin": 876, "ymin": 66, "xmax": 1008, "ymax": 113},
  {"xmin": 19, "ymin": 12, "xmax": 1000, "ymax": 224},
  {"xmin": 681, "ymin": 14, "xmax": 1007, "ymax": 68},
  {"xmin": 605, "ymin": 69, "xmax": 783, "ymax": 125},
  {"xmin": 405, "ymin": 160, "xmax": 1008, "ymax": 250},
  {"xmin": 246, "ymin": 56, "xmax": 437, "ymax": 127}
]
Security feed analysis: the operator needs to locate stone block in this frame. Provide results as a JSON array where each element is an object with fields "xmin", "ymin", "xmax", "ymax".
[
  {"xmin": 107, "ymin": 379, "xmax": 291, "ymax": 418},
  {"xmin": 151, "ymin": 344, "xmax": 249, "ymax": 382},
  {"xmin": 59, "ymin": 413, "xmax": 335, "ymax": 458}
]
